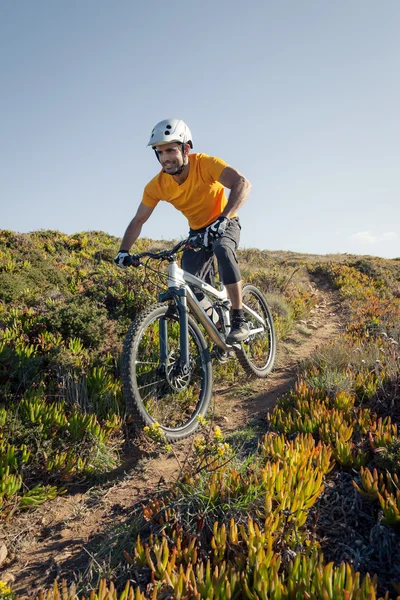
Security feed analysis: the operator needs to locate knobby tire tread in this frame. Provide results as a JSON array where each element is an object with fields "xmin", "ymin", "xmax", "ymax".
[{"xmin": 122, "ymin": 303, "xmax": 164, "ymax": 430}]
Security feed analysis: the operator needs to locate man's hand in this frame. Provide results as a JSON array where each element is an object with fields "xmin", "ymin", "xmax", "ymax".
[
  {"xmin": 203, "ymin": 216, "xmax": 228, "ymax": 247},
  {"xmin": 186, "ymin": 233, "xmax": 203, "ymax": 251},
  {"xmin": 114, "ymin": 251, "xmax": 131, "ymax": 268}
]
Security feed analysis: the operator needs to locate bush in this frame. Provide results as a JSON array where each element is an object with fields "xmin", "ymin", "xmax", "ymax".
[
  {"xmin": 0, "ymin": 272, "xmax": 28, "ymax": 303},
  {"xmin": 43, "ymin": 296, "xmax": 110, "ymax": 349},
  {"xmin": 373, "ymin": 439, "xmax": 400, "ymax": 474},
  {"xmin": 0, "ymin": 261, "xmax": 68, "ymax": 304}
]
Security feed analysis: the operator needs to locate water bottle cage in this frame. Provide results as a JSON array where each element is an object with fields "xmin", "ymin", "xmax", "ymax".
[
  {"xmin": 205, "ymin": 305, "xmax": 220, "ymax": 326},
  {"xmin": 213, "ymin": 301, "xmax": 231, "ymax": 334},
  {"xmin": 197, "ymin": 294, "xmax": 231, "ymax": 332}
]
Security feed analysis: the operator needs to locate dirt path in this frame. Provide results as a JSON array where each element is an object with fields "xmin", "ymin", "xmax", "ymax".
[
  {"xmin": 214, "ymin": 279, "xmax": 343, "ymax": 431},
  {"xmin": 4, "ymin": 281, "xmax": 343, "ymax": 597}
]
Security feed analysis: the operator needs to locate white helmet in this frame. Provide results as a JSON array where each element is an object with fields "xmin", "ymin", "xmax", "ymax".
[{"xmin": 147, "ymin": 118, "xmax": 193, "ymax": 148}]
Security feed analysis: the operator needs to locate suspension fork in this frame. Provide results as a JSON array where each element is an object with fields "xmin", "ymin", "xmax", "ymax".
[{"xmin": 159, "ymin": 288, "xmax": 190, "ymax": 374}]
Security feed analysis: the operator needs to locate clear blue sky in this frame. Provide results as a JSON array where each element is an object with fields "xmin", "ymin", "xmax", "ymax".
[{"xmin": 1, "ymin": 1, "xmax": 399, "ymax": 258}]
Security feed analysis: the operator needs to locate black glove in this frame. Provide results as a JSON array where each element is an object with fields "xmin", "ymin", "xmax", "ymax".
[
  {"xmin": 114, "ymin": 251, "xmax": 130, "ymax": 268},
  {"xmin": 114, "ymin": 251, "xmax": 141, "ymax": 268},
  {"xmin": 203, "ymin": 216, "xmax": 228, "ymax": 247}
]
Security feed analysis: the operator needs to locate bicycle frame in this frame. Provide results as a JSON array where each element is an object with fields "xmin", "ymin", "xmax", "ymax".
[{"xmin": 158, "ymin": 258, "xmax": 267, "ymax": 372}]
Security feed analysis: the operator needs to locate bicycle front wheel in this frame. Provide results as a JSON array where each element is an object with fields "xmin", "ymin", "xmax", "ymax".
[
  {"xmin": 122, "ymin": 303, "xmax": 212, "ymax": 440},
  {"xmin": 236, "ymin": 285, "xmax": 276, "ymax": 378}
]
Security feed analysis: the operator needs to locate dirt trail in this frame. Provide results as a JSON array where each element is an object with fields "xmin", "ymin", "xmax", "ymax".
[
  {"xmin": 4, "ymin": 280, "xmax": 343, "ymax": 597},
  {"xmin": 214, "ymin": 279, "xmax": 343, "ymax": 431}
]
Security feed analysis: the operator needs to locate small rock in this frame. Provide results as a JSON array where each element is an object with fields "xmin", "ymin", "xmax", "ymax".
[
  {"xmin": 1, "ymin": 571, "xmax": 15, "ymax": 585},
  {"xmin": 0, "ymin": 543, "xmax": 7, "ymax": 567},
  {"xmin": 60, "ymin": 529, "xmax": 71, "ymax": 539},
  {"xmin": 308, "ymin": 323, "xmax": 318, "ymax": 330}
]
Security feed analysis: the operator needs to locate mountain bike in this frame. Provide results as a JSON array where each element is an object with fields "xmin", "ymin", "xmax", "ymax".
[{"xmin": 122, "ymin": 235, "xmax": 276, "ymax": 440}]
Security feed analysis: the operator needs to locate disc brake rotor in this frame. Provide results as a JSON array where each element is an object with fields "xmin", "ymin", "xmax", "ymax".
[{"xmin": 165, "ymin": 351, "xmax": 191, "ymax": 391}]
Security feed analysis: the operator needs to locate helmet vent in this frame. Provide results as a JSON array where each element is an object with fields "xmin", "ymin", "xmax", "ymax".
[
  {"xmin": 166, "ymin": 125, "xmax": 172, "ymax": 129},
  {"xmin": 164, "ymin": 131, "xmax": 170, "ymax": 135}
]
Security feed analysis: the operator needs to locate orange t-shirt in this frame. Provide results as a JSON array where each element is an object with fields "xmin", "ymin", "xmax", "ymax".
[{"xmin": 141, "ymin": 153, "xmax": 229, "ymax": 230}]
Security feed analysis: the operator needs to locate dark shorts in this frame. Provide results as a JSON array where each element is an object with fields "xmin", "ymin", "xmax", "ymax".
[{"xmin": 181, "ymin": 217, "xmax": 242, "ymax": 287}]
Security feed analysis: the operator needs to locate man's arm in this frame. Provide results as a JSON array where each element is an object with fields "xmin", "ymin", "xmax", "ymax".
[
  {"xmin": 218, "ymin": 166, "xmax": 252, "ymax": 218},
  {"xmin": 119, "ymin": 203, "xmax": 155, "ymax": 251}
]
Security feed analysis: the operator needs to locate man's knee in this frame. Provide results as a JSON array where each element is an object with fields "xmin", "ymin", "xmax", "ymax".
[{"xmin": 213, "ymin": 242, "xmax": 241, "ymax": 285}]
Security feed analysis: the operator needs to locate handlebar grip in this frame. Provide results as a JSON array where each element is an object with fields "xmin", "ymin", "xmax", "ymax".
[{"xmin": 126, "ymin": 255, "xmax": 142, "ymax": 267}]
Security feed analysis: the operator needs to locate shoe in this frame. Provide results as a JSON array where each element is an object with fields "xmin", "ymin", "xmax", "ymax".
[{"xmin": 226, "ymin": 317, "xmax": 250, "ymax": 344}]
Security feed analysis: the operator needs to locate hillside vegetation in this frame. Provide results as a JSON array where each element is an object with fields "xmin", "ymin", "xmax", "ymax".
[{"xmin": 1, "ymin": 230, "xmax": 400, "ymax": 599}]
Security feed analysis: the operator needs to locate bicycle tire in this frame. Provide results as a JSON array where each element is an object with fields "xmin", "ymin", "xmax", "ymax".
[
  {"xmin": 235, "ymin": 285, "xmax": 276, "ymax": 378},
  {"xmin": 122, "ymin": 302, "xmax": 213, "ymax": 441}
]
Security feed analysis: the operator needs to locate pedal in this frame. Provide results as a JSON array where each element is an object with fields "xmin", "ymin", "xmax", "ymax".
[
  {"xmin": 212, "ymin": 346, "xmax": 232, "ymax": 363},
  {"xmin": 230, "ymin": 343, "xmax": 242, "ymax": 351}
]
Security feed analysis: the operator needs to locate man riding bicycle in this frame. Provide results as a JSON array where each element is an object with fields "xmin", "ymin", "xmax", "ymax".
[{"xmin": 114, "ymin": 118, "xmax": 252, "ymax": 344}]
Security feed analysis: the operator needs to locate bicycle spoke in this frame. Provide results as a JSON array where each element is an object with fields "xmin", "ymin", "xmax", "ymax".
[
  {"xmin": 135, "ymin": 360, "xmax": 160, "ymax": 366},
  {"xmin": 137, "ymin": 378, "xmax": 167, "ymax": 391}
]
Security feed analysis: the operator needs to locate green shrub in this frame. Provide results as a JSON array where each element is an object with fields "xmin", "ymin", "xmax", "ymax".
[
  {"xmin": 373, "ymin": 439, "xmax": 400, "ymax": 475},
  {"xmin": 0, "ymin": 272, "xmax": 28, "ymax": 303},
  {"xmin": 43, "ymin": 296, "xmax": 110, "ymax": 349},
  {"xmin": 0, "ymin": 260, "xmax": 68, "ymax": 304},
  {"xmin": 305, "ymin": 368, "xmax": 355, "ymax": 397}
]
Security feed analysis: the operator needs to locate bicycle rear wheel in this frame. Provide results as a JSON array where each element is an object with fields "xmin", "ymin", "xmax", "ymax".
[
  {"xmin": 236, "ymin": 285, "xmax": 276, "ymax": 378},
  {"xmin": 122, "ymin": 303, "xmax": 212, "ymax": 440}
]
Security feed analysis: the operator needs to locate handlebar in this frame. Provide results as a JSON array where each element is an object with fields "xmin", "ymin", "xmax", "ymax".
[{"xmin": 126, "ymin": 233, "xmax": 205, "ymax": 266}]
